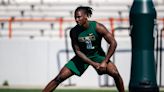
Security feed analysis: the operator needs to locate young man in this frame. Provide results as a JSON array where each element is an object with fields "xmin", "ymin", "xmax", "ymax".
[{"xmin": 43, "ymin": 6, "xmax": 125, "ymax": 92}]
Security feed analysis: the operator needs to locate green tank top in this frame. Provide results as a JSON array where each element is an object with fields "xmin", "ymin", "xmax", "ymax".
[{"xmin": 71, "ymin": 21, "xmax": 105, "ymax": 57}]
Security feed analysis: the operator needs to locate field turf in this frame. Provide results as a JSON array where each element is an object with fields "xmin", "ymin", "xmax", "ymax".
[
  {"xmin": 0, "ymin": 88, "xmax": 164, "ymax": 92},
  {"xmin": 0, "ymin": 89, "xmax": 121, "ymax": 92}
]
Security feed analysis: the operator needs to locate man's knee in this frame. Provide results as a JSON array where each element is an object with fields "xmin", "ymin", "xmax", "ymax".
[
  {"xmin": 97, "ymin": 70, "xmax": 105, "ymax": 75},
  {"xmin": 96, "ymin": 67, "xmax": 108, "ymax": 75},
  {"xmin": 54, "ymin": 75, "xmax": 64, "ymax": 84}
]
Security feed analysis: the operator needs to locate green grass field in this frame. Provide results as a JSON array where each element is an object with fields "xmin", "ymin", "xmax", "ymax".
[
  {"xmin": 0, "ymin": 89, "xmax": 164, "ymax": 92},
  {"xmin": 0, "ymin": 89, "xmax": 119, "ymax": 92}
]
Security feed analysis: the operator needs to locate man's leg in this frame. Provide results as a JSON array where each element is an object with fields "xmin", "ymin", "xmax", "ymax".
[
  {"xmin": 42, "ymin": 66, "xmax": 74, "ymax": 92},
  {"xmin": 106, "ymin": 62, "xmax": 125, "ymax": 92}
]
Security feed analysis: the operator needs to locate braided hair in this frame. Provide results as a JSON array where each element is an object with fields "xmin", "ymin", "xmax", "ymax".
[{"xmin": 75, "ymin": 6, "xmax": 93, "ymax": 18}]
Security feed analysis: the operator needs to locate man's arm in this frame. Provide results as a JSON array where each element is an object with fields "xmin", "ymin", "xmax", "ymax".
[{"xmin": 96, "ymin": 22, "xmax": 117, "ymax": 63}]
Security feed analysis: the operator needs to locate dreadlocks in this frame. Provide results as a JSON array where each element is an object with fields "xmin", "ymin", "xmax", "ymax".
[{"xmin": 75, "ymin": 6, "xmax": 93, "ymax": 18}]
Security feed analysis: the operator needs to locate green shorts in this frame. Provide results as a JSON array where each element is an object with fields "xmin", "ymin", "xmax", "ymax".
[{"xmin": 65, "ymin": 54, "xmax": 106, "ymax": 76}]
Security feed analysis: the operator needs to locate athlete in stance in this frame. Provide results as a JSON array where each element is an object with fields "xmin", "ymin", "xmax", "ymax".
[{"xmin": 43, "ymin": 6, "xmax": 125, "ymax": 92}]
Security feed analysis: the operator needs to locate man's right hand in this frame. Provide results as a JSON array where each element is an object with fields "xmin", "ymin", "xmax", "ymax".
[
  {"xmin": 92, "ymin": 62, "xmax": 100, "ymax": 69},
  {"xmin": 92, "ymin": 62, "xmax": 107, "ymax": 75}
]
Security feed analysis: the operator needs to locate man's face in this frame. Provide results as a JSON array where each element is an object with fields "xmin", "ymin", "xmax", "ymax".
[{"xmin": 74, "ymin": 10, "xmax": 87, "ymax": 26}]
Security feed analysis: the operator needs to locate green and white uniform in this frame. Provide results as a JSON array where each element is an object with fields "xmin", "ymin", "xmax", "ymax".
[{"xmin": 65, "ymin": 21, "xmax": 107, "ymax": 76}]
